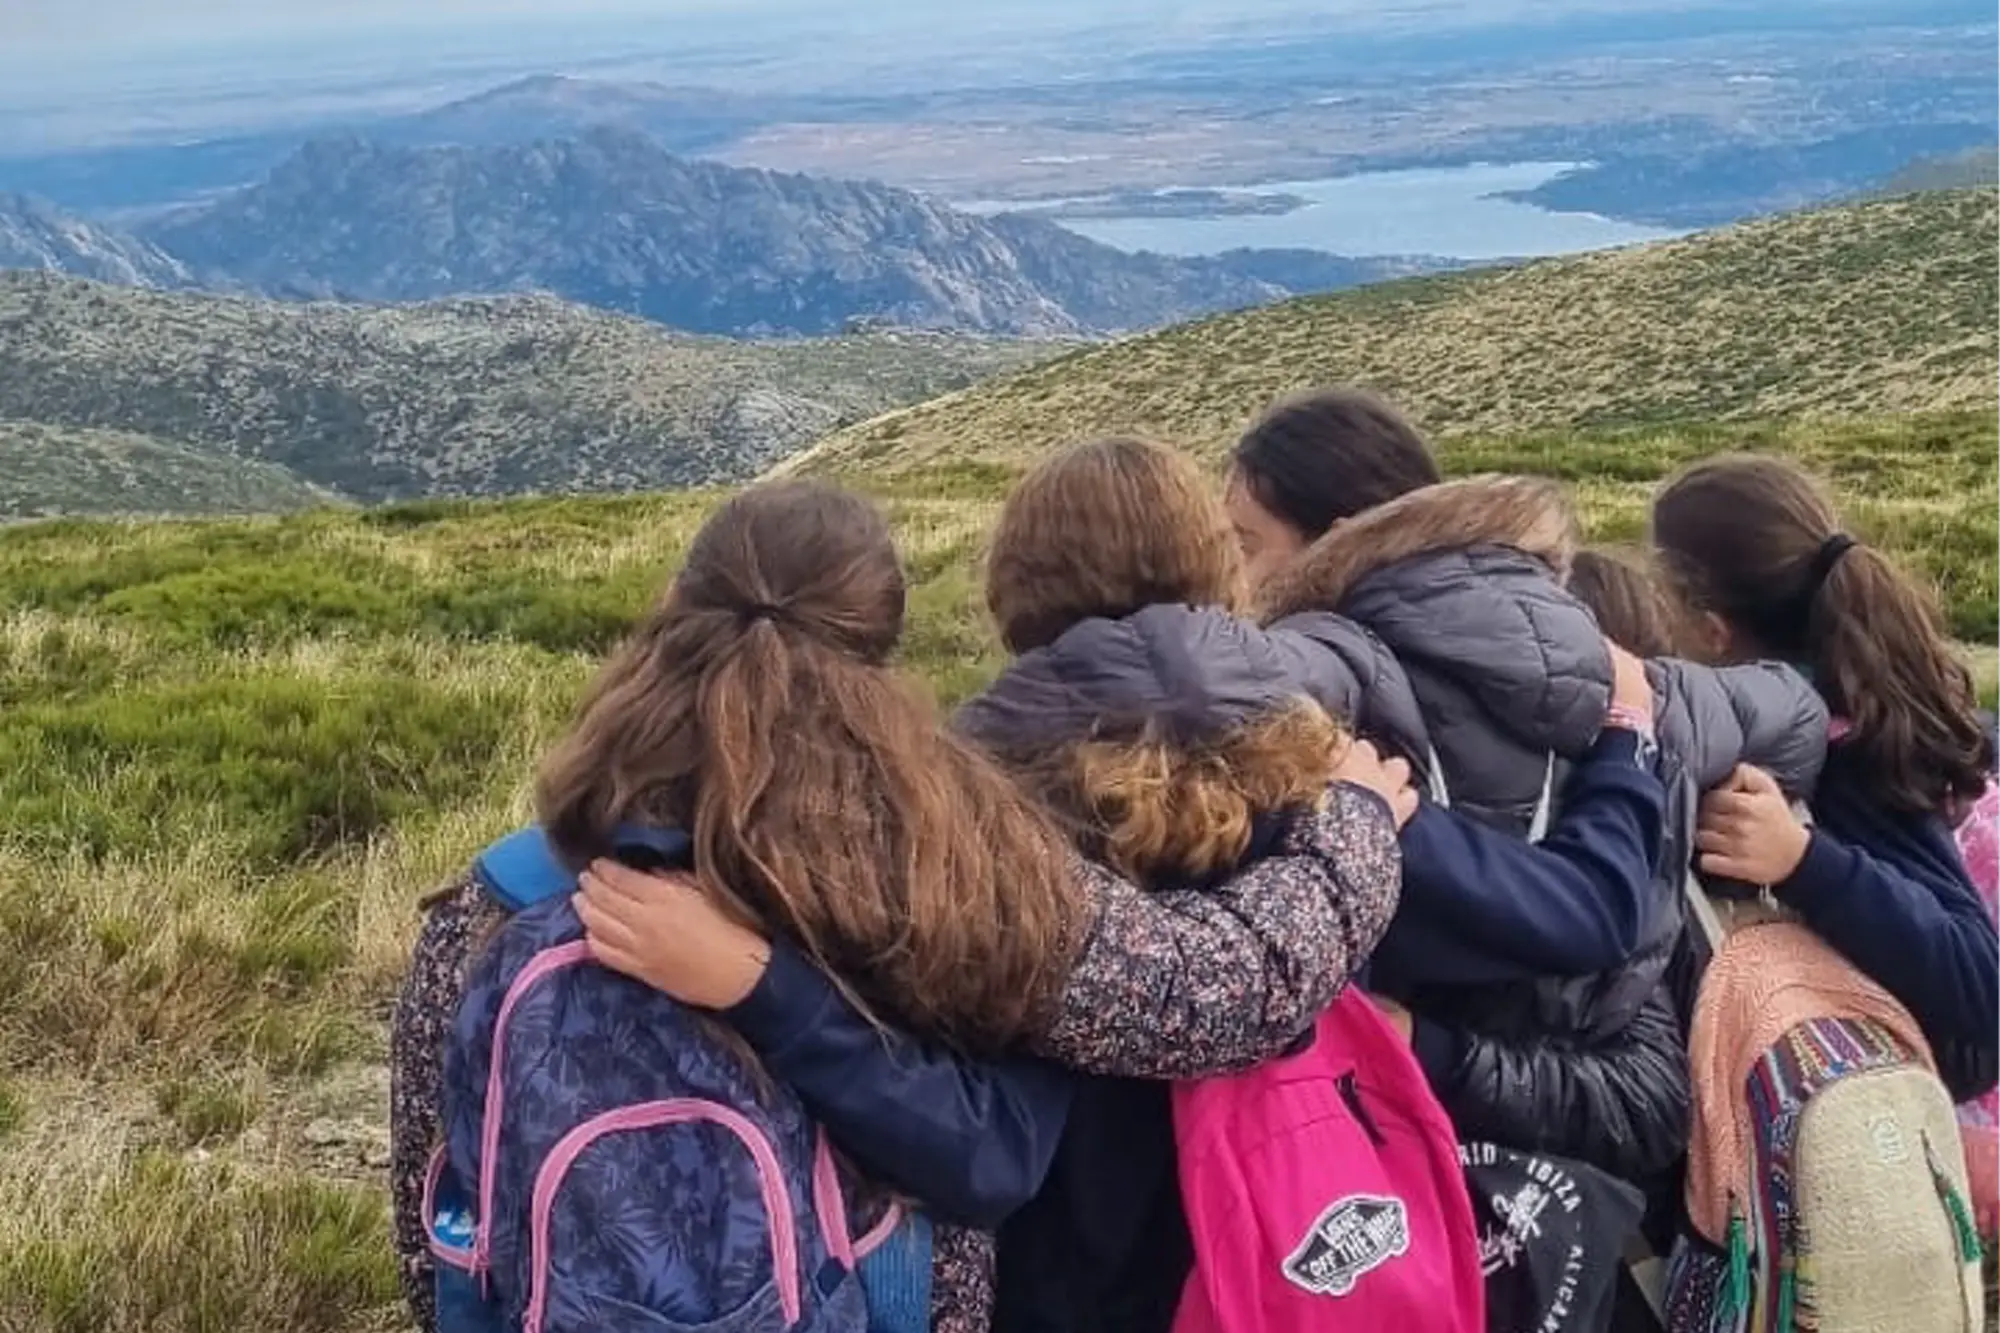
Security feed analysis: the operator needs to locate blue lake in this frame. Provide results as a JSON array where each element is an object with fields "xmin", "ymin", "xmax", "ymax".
[{"xmin": 962, "ymin": 161, "xmax": 1685, "ymax": 260}]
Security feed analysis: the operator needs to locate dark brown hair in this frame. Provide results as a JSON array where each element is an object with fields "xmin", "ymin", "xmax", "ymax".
[
  {"xmin": 537, "ymin": 480, "xmax": 1081, "ymax": 1051},
  {"xmin": 1569, "ymin": 548, "xmax": 1676, "ymax": 658},
  {"xmin": 1652, "ymin": 455, "xmax": 1989, "ymax": 815},
  {"xmin": 987, "ymin": 436, "xmax": 1245, "ymax": 654},
  {"xmin": 1231, "ymin": 388, "xmax": 1441, "ymax": 539}
]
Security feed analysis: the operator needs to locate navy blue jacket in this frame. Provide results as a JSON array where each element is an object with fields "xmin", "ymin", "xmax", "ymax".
[
  {"xmin": 1376, "ymin": 727, "xmax": 1667, "ymax": 988},
  {"xmin": 727, "ymin": 942, "xmax": 1072, "ymax": 1231},
  {"xmin": 1775, "ymin": 740, "xmax": 1999, "ymax": 1102}
]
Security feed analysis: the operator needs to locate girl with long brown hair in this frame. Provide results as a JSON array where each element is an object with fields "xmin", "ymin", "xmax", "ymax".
[
  {"xmin": 1652, "ymin": 455, "xmax": 1996, "ymax": 1102},
  {"xmin": 390, "ymin": 478, "xmax": 1407, "ymax": 1333}
]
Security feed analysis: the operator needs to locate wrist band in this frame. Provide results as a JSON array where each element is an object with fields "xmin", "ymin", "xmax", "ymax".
[{"xmin": 1604, "ymin": 704, "xmax": 1655, "ymax": 739}]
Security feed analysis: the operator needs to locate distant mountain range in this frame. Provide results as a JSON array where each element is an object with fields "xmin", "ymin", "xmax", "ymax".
[
  {"xmin": 1500, "ymin": 125, "xmax": 1998, "ymax": 228},
  {"xmin": 6, "ymin": 188, "xmax": 1992, "ymax": 524},
  {"xmin": 0, "ymin": 131, "xmax": 1450, "ymax": 339}
]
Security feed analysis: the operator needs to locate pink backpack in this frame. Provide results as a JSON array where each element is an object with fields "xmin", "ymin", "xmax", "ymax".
[
  {"xmin": 1952, "ymin": 778, "xmax": 1999, "ymax": 1237},
  {"xmin": 1170, "ymin": 987, "xmax": 1485, "ymax": 1333}
]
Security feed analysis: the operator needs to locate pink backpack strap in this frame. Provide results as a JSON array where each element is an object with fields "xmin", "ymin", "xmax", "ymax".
[
  {"xmin": 812, "ymin": 1129, "xmax": 905, "ymax": 1264},
  {"xmin": 472, "ymin": 941, "xmax": 595, "ymax": 1283}
]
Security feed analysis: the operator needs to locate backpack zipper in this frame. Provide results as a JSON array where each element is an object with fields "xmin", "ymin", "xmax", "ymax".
[
  {"xmin": 523, "ymin": 1098, "xmax": 804, "ymax": 1333},
  {"xmin": 1925, "ymin": 1134, "xmax": 1985, "ymax": 1333},
  {"xmin": 1337, "ymin": 1072, "xmax": 1386, "ymax": 1148}
]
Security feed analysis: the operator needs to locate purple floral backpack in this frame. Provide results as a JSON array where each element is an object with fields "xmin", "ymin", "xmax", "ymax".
[{"xmin": 423, "ymin": 827, "xmax": 903, "ymax": 1333}]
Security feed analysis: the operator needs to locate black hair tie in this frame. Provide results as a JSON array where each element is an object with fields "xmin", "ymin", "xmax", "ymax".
[
  {"xmin": 1801, "ymin": 533, "xmax": 1857, "ymax": 602},
  {"xmin": 739, "ymin": 602, "xmax": 786, "ymax": 624}
]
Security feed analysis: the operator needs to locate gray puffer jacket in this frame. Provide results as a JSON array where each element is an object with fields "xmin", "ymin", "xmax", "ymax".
[{"xmin": 1258, "ymin": 475, "xmax": 1830, "ymax": 1179}]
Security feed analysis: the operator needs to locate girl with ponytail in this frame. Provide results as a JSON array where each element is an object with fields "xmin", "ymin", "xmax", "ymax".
[{"xmin": 1651, "ymin": 454, "xmax": 1997, "ymax": 1101}]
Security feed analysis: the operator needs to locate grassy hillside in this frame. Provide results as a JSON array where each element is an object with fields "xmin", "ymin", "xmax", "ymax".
[
  {"xmin": 787, "ymin": 189, "xmax": 1998, "ymax": 477},
  {"xmin": 0, "ymin": 420, "xmax": 332, "ymax": 519},
  {"xmin": 0, "ymin": 404, "xmax": 1990, "ymax": 1333},
  {"xmin": 0, "ymin": 273, "xmax": 1067, "ymax": 514}
]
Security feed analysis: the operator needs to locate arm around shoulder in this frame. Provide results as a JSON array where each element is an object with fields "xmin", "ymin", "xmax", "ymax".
[
  {"xmin": 1776, "ymin": 809, "xmax": 1999, "ymax": 1101},
  {"xmin": 721, "ymin": 941, "xmax": 1074, "ymax": 1230},
  {"xmin": 1034, "ymin": 783, "xmax": 1401, "ymax": 1079}
]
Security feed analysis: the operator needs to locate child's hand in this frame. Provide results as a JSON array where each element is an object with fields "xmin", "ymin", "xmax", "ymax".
[
  {"xmin": 576, "ymin": 861, "xmax": 773, "ymax": 1009},
  {"xmin": 1696, "ymin": 764, "xmax": 1811, "ymax": 886},
  {"xmin": 1333, "ymin": 738, "xmax": 1419, "ymax": 829}
]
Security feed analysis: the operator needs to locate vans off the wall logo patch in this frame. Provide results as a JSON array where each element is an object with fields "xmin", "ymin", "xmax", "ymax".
[{"xmin": 1282, "ymin": 1194, "xmax": 1410, "ymax": 1297}]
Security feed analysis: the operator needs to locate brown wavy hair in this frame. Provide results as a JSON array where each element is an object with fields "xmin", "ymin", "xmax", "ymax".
[
  {"xmin": 1569, "ymin": 547, "xmax": 1675, "ymax": 658},
  {"xmin": 986, "ymin": 436, "xmax": 1245, "ymax": 654},
  {"xmin": 1652, "ymin": 455, "xmax": 1990, "ymax": 815},
  {"xmin": 985, "ymin": 437, "xmax": 1338, "ymax": 883},
  {"xmin": 537, "ymin": 480, "xmax": 1081, "ymax": 1052}
]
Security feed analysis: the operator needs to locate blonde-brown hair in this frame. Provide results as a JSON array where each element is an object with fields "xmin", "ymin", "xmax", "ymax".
[
  {"xmin": 986, "ymin": 436, "xmax": 1245, "ymax": 654},
  {"xmin": 984, "ymin": 437, "xmax": 1336, "ymax": 884},
  {"xmin": 1652, "ymin": 455, "xmax": 1990, "ymax": 815},
  {"xmin": 537, "ymin": 480, "xmax": 1080, "ymax": 1052},
  {"xmin": 1012, "ymin": 702, "xmax": 1344, "ymax": 884}
]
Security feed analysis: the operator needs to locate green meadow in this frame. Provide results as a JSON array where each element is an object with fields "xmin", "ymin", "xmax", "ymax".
[{"xmin": 0, "ymin": 409, "xmax": 1992, "ymax": 1332}]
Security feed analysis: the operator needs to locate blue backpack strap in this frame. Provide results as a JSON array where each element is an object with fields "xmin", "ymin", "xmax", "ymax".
[{"xmin": 473, "ymin": 824, "xmax": 693, "ymax": 913}]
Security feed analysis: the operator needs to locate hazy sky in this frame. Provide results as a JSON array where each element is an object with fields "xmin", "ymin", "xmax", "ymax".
[
  {"xmin": 2, "ymin": 0, "xmax": 1569, "ymax": 58},
  {"xmin": 2, "ymin": 0, "xmax": 1978, "ymax": 141}
]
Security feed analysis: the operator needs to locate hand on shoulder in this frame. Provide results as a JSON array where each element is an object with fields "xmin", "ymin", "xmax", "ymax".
[
  {"xmin": 576, "ymin": 861, "xmax": 773, "ymax": 1010},
  {"xmin": 1604, "ymin": 640, "xmax": 1655, "ymax": 731},
  {"xmin": 1331, "ymin": 737, "xmax": 1419, "ymax": 830}
]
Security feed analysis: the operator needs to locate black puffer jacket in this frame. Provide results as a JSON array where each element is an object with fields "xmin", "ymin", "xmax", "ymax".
[{"xmin": 1259, "ymin": 475, "xmax": 1830, "ymax": 1180}]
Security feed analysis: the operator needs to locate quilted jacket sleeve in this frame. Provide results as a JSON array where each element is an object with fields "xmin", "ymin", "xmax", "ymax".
[
  {"xmin": 1033, "ymin": 782, "xmax": 1402, "ymax": 1079},
  {"xmin": 1653, "ymin": 659, "xmax": 1828, "ymax": 796},
  {"xmin": 1264, "ymin": 610, "xmax": 1432, "ymax": 763},
  {"xmin": 1412, "ymin": 986, "xmax": 1691, "ymax": 1183}
]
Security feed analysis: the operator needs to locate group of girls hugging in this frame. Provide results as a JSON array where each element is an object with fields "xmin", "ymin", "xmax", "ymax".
[{"xmin": 387, "ymin": 386, "xmax": 1999, "ymax": 1333}]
